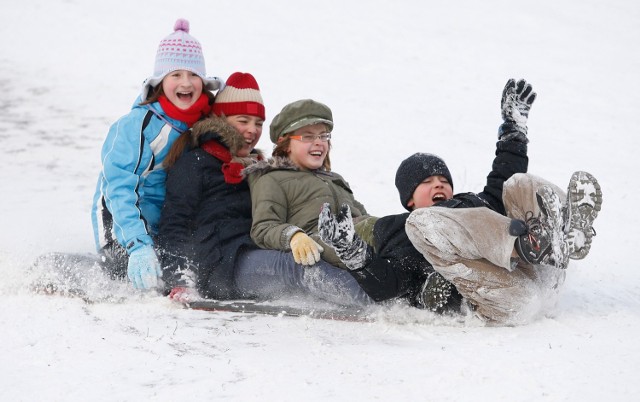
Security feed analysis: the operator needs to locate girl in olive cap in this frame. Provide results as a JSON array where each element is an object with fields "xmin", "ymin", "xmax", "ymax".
[
  {"xmin": 245, "ymin": 99, "xmax": 374, "ymax": 279},
  {"xmin": 157, "ymin": 80, "xmax": 370, "ymax": 307}
]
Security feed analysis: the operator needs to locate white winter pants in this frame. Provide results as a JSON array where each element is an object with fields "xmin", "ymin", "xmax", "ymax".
[{"xmin": 405, "ymin": 173, "xmax": 567, "ymax": 325}]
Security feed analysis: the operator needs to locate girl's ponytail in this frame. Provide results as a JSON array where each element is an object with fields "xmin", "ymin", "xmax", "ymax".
[{"xmin": 164, "ymin": 130, "xmax": 193, "ymax": 169}]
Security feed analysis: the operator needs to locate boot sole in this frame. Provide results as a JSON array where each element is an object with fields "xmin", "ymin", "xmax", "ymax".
[
  {"xmin": 537, "ymin": 186, "xmax": 569, "ymax": 269},
  {"xmin": 566, "ymin": 171, "xmax": 603, "ymax": 260}
]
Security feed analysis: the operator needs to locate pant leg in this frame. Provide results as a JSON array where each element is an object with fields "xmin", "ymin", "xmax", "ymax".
[
  {"xmin": 405, "ymin": 206, "xmax": 564, "ymax": 324},
  {"xmin": 502, "ymin": 173, "xmax": 566, "ymax": 220},
  {"xmin": 503, "ymin": 173, "xmax": 567, "ymax": 305},
  {"xmin": 234, "ymin": 249, "xmax": 373, "ymax": 307},
  {"xmin": 405, "ymin": 207, "xmax": 539, "ymax": 323},
  {"xmin": 404, "ymin": 172, "xmax": 567, "ymax": 270},
  {"xmin": 406, "ymin": 207, "xmax": 516, "ymax": 271},
  {"xmin": 406, "ymin": 173, "xmax": 568, "ymax": 323},
  {"xmin": 433, "ymin": 260, "xmax": 547, "ymax": 324}
]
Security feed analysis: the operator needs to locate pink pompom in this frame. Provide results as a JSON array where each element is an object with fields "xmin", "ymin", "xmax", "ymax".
[{"xmin": 173, "ymin": 18, "xmax": 190, "ymax": 33}]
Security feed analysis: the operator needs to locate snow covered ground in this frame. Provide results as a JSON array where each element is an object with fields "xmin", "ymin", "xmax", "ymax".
[{"xmin": 1, "ymin": 0, "xmax": 639, "ymax": 400}]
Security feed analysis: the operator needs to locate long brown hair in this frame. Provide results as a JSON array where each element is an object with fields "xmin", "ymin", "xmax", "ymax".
[
  {"xmin": 272, "ymin": 135, "xmax": 332, "ymax": 171},
  {"xmin": 164, "ymin": 130, "xmax": 194, "ymax": 169},
  {"xmin": 140, "ymin": 84, "xmax": 189, "ymax": 169},
  {"xmin": 139, "ymin": 85, "xmax": 165, "ymax": 106},
  {"xmin": 142, "ymin": 78, "xmax": 216, "ymax": 169}
]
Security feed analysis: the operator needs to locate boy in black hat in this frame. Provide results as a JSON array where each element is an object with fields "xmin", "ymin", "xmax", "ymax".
[{"xmin": 319, "ymin": 79, "xmax": 603, "ymax": 323}]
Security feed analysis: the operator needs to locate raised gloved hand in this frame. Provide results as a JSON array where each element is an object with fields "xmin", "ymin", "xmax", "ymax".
[
  {"xmin": 318, "ymin": 203, "xmax": 371, "ymax": 270},
  {"xmin": 290, "ymin": 231, "xmax": 324, "ymax": 266},
  {"xmin": 127, "ymin": 245, "xmax": 162, "ymax": 290},
  {"xmin": 499, "ymin": 78, "xmax": 536, "ymax": 143}
]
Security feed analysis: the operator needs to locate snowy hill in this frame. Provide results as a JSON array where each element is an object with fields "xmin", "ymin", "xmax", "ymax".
[{"xmin": 1, "ymin": 0, "xmax": 639, "ymax": 400}]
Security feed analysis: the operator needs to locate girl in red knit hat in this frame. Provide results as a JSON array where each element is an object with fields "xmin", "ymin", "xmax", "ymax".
[
  {"xmin": 159, "ymin": 72, "xmax": 265, "ymax": 301},
  {"xmin": 240, "ymin": 99, "xmax": 373, "ymax": 306},
  {"xmin": 159, "ymin": 74, "xmax": 370, "ymax": 306}
]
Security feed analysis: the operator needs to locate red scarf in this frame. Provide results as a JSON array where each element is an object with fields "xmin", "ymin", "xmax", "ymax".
[
  {"xmin": 201, "ymin": 140, "xmax": 245, "ymax": 184},
  {"xmin": 158, "ymin": 94, "xmax": 212, "ymax": 128}
]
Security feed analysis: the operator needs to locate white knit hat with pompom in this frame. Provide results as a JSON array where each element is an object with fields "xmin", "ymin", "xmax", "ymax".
[{"xmin": 141, "ymin": 18, "xmax": 222, "ymax": 100}]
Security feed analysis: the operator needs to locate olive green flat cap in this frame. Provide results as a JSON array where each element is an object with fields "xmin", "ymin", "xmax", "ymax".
[{"xmin": 269, "ymin": 99, "xmax": 333, "ymax": 143}]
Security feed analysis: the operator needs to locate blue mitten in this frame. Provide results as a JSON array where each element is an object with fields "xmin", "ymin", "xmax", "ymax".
[{"xmin": 127, "ymin": 245, "xmax": 162, "ymax": 289}]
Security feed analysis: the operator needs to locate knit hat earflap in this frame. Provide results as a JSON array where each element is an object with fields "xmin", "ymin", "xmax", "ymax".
[
  {"xmin": 213, "ymin": 72, "xmax": 265, "ymax": 120},
  {"xmin": 395, "ymin": 153, "xmax": 453, "ymax": 211},
  {"xmin": 141, "ymin": 18, "xmax": 223, "ymax": 100}
]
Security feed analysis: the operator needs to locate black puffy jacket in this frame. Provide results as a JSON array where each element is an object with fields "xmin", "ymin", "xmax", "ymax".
[{"xmin": 158, "ymin": 117, "xmax": 263, "ymax": 299}]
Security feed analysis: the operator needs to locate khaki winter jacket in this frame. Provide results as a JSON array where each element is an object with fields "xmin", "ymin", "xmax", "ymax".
[{"xmin": 245, "ymin": 157, "xmax": 370, "ymax": 268}]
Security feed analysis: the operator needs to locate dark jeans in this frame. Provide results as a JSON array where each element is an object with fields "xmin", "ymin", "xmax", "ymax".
[{"xmin": 234, "ymin": 249, "xmax": 373, "ymax": 307}]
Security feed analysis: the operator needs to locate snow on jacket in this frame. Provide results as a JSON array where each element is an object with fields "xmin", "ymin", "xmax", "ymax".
[
  {"xmin": 91, "ymin": 98, "xmax": 188, "ymax": 254},
  {"xmin": 158, "ymin": 116, "xmax": 263, "ymax": 299},
  {"xmin": 245, "ymin": 158, "xmax": 369, "ymax": 269}
]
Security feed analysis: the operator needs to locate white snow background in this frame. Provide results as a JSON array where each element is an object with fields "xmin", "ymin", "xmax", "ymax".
[{"xmin": 1, "ymin": 0, "xmax": 639, "ymax": 400}]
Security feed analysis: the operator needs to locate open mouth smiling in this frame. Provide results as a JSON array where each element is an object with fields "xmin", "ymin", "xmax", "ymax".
[
  {"xmin": 432, "ymin": 193, "xmax": 447, "ymax": 202},
  {"xmin": 176, "ymin": 91, "xmax": 193, "ymax": 101}
]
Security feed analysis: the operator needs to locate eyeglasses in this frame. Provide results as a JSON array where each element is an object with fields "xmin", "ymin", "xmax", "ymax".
[{"xmin": 288, "ymin": 133, "xmax": 332, "ymax": 143}]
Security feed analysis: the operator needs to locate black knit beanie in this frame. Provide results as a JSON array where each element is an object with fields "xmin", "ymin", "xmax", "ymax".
[{"xmin": 395, "ymin": 153, "xmax": 453, "ymax": 211}]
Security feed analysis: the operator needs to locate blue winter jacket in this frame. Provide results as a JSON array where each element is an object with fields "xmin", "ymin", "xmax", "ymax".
[{"xmin": 91, "ymin": 98, "xmax": 187, "ymax": 254}]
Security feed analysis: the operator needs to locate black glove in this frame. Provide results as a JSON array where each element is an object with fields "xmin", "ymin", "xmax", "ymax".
[
  {"xmin": 318, "ymin": 203, "xmax": 371, "ymax": 270},
  {"xmin": 498, "ymin": 78, "xmax": 536, "ymax": 143}
]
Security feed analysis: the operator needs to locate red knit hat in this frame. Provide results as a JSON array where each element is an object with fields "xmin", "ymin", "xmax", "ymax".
[{"xmin": 213, "ymin": 72, "xmax": 265, "ymax": 120}]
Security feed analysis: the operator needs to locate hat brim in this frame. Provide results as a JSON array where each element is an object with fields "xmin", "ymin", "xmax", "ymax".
[
  {"xmin": 141, "ymin": 71, "xmax": 224, "ymax": 101},
  {"xmin": 283, "ymin": 117, "xmax": 334, "ymax": 135}
]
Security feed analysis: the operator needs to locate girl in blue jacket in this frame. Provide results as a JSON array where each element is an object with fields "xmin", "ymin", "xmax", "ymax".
[{"xmin": 91, "ymin": 19, "xmax": 222, "ymax": 290}]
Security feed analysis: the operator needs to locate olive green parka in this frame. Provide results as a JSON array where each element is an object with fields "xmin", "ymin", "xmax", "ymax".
[{"xmin": 245, "ymin": 156, "xmax": 370, "ymax": 268}]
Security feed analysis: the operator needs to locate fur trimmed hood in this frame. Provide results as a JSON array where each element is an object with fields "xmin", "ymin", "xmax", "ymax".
[
  {"xmin": 190, "ymin": 116, "xmax": 263, "ymax": 161},
  {"xmin": 243, "ymin": 156, "xmax": 332, "ymax": 179}
]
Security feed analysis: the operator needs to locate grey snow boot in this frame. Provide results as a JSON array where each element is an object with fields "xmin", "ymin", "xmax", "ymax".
[
  {"xmin": 563, "ymin": 171, "xmax": 603, "ymax": 260},
  {"xmin": 512, "ymin": 186, "xmax": 569, "ymax": 269}
]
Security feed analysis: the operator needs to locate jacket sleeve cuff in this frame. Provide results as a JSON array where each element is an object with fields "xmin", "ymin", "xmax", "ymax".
[
  {"xmin": 282, "ymin": 226, "xmax": 303, "ymax": 251},
  {"xmin": 125, "ymin": 236, "xmax": 154, "ymax": 254}
]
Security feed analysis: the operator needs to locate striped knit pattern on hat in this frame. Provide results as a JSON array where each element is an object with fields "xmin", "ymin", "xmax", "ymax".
[
  {"xmin": 141, "ymin": 18, "xmax": 223, "ymax": 101},
  {"xmin": 154, "ymin": 19, "xmax": 206, "ymax": 80},
  {"xmin": 213, "ymin": 72, "xmax": 265, "ymax": 120}
]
